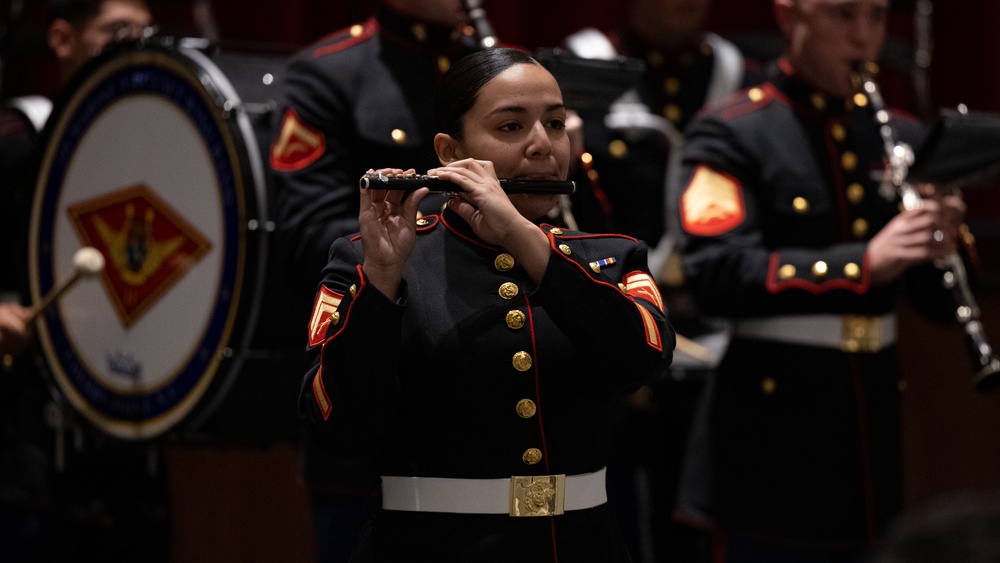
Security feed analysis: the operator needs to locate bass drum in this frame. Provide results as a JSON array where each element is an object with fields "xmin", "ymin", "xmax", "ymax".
[{"xmin": 29, "ymin": 37, "xmax": 303, "ymax": 442}]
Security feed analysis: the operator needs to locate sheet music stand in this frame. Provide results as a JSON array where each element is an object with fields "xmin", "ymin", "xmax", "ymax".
[
  {"xmin": 908, "ymin": 108, "xmax": 1000, "ymax": 190},
  {"xmin": 534, "ymin": 48, "xmax": 645, "ymax": 113}
]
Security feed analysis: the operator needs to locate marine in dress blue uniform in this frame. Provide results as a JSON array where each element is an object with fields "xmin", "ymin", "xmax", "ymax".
[
  {"xmin": 562, "ymin": 22, "xmax": 761, "ymax": 562},
  {"xmin": 268, "ymin": 9, "xmax": 481, "ymax": 561},
  {"xmin": 300, "ymin": 207, "xmax": 674, "ymax": 562},
  {"xmin": 673, "ymin": 59, "xmax": 963, "ymax": 556},
  {"xmin": 270, "ymin": 7, "xmax": 479, "ymax": 308}
]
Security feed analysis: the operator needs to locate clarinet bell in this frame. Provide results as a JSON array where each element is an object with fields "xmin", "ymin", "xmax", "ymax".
[{"xmin": 972, "ymin": 357, "xmax": 1000, "ymax": 394}]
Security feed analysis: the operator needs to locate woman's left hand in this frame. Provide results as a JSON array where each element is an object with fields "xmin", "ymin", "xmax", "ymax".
[{"xmin": 359, "ymin": 168, "xmax": 429, "ymax": 299}]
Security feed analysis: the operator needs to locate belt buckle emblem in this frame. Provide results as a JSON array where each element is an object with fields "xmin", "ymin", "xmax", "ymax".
[
  {"xmin": 841, "ymin": 315, "xmax": 882, "ymax": 353},
  {"xmin": 509, "ymin": 474, "xmax": 566, "ymax": 516}
]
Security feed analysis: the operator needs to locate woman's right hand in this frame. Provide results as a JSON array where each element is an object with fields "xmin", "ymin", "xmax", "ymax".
[{"xmin": 358, "ymin": 168, "xmax": 429, "ymax": 299}]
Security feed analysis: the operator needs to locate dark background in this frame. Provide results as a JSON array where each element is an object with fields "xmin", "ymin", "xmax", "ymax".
[{"xmin": 2, "ymin": 1, "xmax": 998, "ymax": 561}]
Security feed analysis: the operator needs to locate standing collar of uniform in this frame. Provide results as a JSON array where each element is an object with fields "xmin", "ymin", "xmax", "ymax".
[
  {"xmin": 440, "ymin": 207, "xmax": 497, "ymax": 251},
  {"xmin": 440, "ymin": 206, "xmax": 546, "ymax": 252},
  {"xmin": 376, "ymin": 6, "xmax": 469, "ymax": 52},
  {"xmin": 771, "ymin": 57, "xmax": 855, "ymax": 118}
]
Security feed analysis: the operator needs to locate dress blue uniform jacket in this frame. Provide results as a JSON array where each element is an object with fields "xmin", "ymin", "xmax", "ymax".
[
  {"xmin": 270, "ymin": 7, "xmax": 477, "ymax": 309},
  {"xmin": 300, "ymin": 208, "xmax": 674, "ymax": 561},
  {"xmin": 673, "ymin": 59, "xmax": 960, "ymax": 547}
]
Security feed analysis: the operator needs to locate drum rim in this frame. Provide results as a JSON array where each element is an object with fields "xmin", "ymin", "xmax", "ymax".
[{"xmin": 28, "ymin": 42, "xmax": 269, "ymax": 441}]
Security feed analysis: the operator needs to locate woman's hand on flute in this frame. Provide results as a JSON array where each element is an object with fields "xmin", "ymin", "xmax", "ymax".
[{"xmin": 359, "ymin": 168, "xmax": 429, "ymax": 300}]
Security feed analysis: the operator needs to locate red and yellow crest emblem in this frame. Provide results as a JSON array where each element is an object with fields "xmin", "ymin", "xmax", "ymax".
[
  {"xmin": 270, "ymin": 108, "xmax": 326, "ymax": 172},
  {"xmin": 680, "ymin": 165, "xmax": 746, "ymax": 236},
  {"xmin": 67, "ymin": 184, "xmax": 212, "ymax": 327}
]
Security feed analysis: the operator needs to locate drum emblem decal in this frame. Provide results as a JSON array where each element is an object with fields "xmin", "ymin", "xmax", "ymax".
[{"xmin": 68, "ymin": 183, "xmax": 212, "ymax": 327}]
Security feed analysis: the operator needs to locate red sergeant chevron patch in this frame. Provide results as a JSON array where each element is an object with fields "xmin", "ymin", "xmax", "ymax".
[
  {"xmin": 680, "ymin": 165, "xmax": 746, "ymax": 236},
  {"xmin": 270, "ymin": 108, "xmax": 326, "ymax": 172},
  {"xmin": 308, "ymin": 285, "xmax": 343, "ymax": 348},
  {"xmin": 312, "ymin": 366, "xmax": 333, "ymax": 420},
  {"xmin": 634, "ymin": 304, "xmax": 662, "ymax": 352},
  {"xmin": 624, "ymin": 272, "xmax": 664, "ymax": 312}
]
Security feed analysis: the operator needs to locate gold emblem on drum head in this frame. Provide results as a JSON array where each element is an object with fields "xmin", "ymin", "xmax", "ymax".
[
  {"xmin": 67, "ymin": 184, "xmax": 212, "ymax": 328},
  {"xmin": 509, "ymin": 474, "xmax": 566, "ymax": 516}
]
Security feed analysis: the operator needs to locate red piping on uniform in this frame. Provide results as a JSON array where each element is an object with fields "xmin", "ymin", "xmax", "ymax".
[
  {"xmin": 312, "ymin": 18, "xmax": 378, "ymax": 58},
  {"xmin": 522, "ymin": 293, "xmax": 559, "ymax": 562},
  {"xmin": 719, "ymin": 83, "xmax": 786, "ymax": 121},
  {"xmin": 441, "ymin": 212, "xmax": 500, "ymax": 251},
  {"xmin": 548, "ymin": 231, "xmax": 640, "ymax": 244},
  {"xmin": 321, "ymin": 264, "xmax": 367, "ymax": 344},
  {"xmin": 765, "ymin": 253, "xmax": 868, "ymax": 295},
  {"xmin": 522, "ymin": 293, "xmax": 551, "ymax": 474},
  {"xmin": 579, "ymin": 154, "xmax": 613, "ymax": 218}
]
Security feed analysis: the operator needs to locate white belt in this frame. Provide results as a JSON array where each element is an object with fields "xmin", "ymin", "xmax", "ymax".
[
  {"xmin": 733, "ymin": 313, "xmax": 897, "ymax": 353},
  {"xmin": 381, "ymin": 467, "xmax": 607, "ymax": 517}
]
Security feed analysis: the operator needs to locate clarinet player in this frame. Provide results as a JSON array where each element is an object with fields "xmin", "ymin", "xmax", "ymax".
[{"xmin": 671, "ymin": 0, "xmax": 969, "ymax": 561}]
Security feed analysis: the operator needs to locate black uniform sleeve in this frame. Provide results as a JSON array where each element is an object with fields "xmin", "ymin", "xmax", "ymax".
[
  {"xmin": 298, "ymin": 237, "xmax": 405, "ymax": 455},
  {"xmin": 676, "ymin": 113, "xmax": 891, "ymax": 317},
  {"xmin": 271, "ymin": 52, "xmax": 364, "ymax": 295},
  {"xmin": 532, "ymin": 232, "xmax": 674, "ymax": 391}
]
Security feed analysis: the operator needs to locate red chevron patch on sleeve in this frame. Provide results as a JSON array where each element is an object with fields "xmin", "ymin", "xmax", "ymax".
[
  {"xmin": 312, "ymin": 365, "xmax": 333, "ymax": 420},
  {"xmin": 270, "ymin": 108, "xmax": 326, "ymax": 172},
  {"xmin": 308, "ymin": 285, "xmax": 344, "ymax": 348},
  {"xmin": 680, "ymin": 165, "xmax": 745, "ymax": 236},
  {"xmin": 634, "ymin": 303, "xmax": 663, "ymax": 352},
  {"xmin": 624, "ymin": 271, "xmax": 664, "ymax": 312}
]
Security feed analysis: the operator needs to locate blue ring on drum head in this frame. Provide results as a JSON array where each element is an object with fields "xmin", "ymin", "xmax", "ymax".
[{"xmin": 37, "ymin": 61, "xmax": 242, "ymax": 424}]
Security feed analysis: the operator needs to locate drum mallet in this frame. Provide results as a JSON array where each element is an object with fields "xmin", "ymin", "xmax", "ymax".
[{"xmin": 28, "ymin": 247, "xmax": 106, "ymax": 324}]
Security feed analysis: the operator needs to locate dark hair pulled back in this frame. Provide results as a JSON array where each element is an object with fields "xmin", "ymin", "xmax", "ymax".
[{"xmin": 434, "ymin": 47, "xmax": 539, "ymax": 140}]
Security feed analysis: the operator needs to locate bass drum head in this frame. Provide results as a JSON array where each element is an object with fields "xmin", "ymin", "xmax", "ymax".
[{"xmin": 29, "ymin": 40, "xmax": 267, "ymax": 441}]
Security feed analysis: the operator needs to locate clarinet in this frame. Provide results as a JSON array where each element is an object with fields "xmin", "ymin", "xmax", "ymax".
[
  {"xmin": 853, "ymin": 62, "xmax": 1000, "ymax": 392},
  {"xmin": 462, "ymin": 0, "xmax": 497, "ymax": 49},
  {"xmin": 361, "ymin": 170, "xmax": 576, "ymax": 195}
]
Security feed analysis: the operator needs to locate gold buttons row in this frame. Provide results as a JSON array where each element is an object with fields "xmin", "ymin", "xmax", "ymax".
[
  {"xmin": 499, "ymin": 282, "xmax": 519, "ymax": 300},
  {"xmin": 495, "ymin": 250, "xmax": 542, "ymax": 467},
  {"xmin": 663, "ymin": 104, "xmax": 682, "ymax": 124},
  {"xmin": 512, "ymin": 350, "xmax": 532, "ymax": 372},
  {"xmin": 522, "ymin": 448, "xmax": 542, "ymax": 465},
  {"xmin": 831, "ymin": 122, "xmax": 846, "ymax": 142},
  {"xmin": 516, "ymin": 398, "xmax": 536, "ymax": 418},
  {"xmin": 777, "ymin": 261, "xmax": 861, "ymax": 280},
  {"xmin": 506, "ymin": 310, "xmax": 525, "ymax": 330},
  {"xmin": 495, "ymin": 252, "xmax": 515, "ymax": 272}
]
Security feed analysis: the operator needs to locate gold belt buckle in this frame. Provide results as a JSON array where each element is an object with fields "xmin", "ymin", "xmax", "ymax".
[
  {"xmin": 509, "ymin": 474, "xmax": 566, "ymax": 517},
  {"xmin": 841, "ymin": 315, "xmax": 882, "ymax": 353}
]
